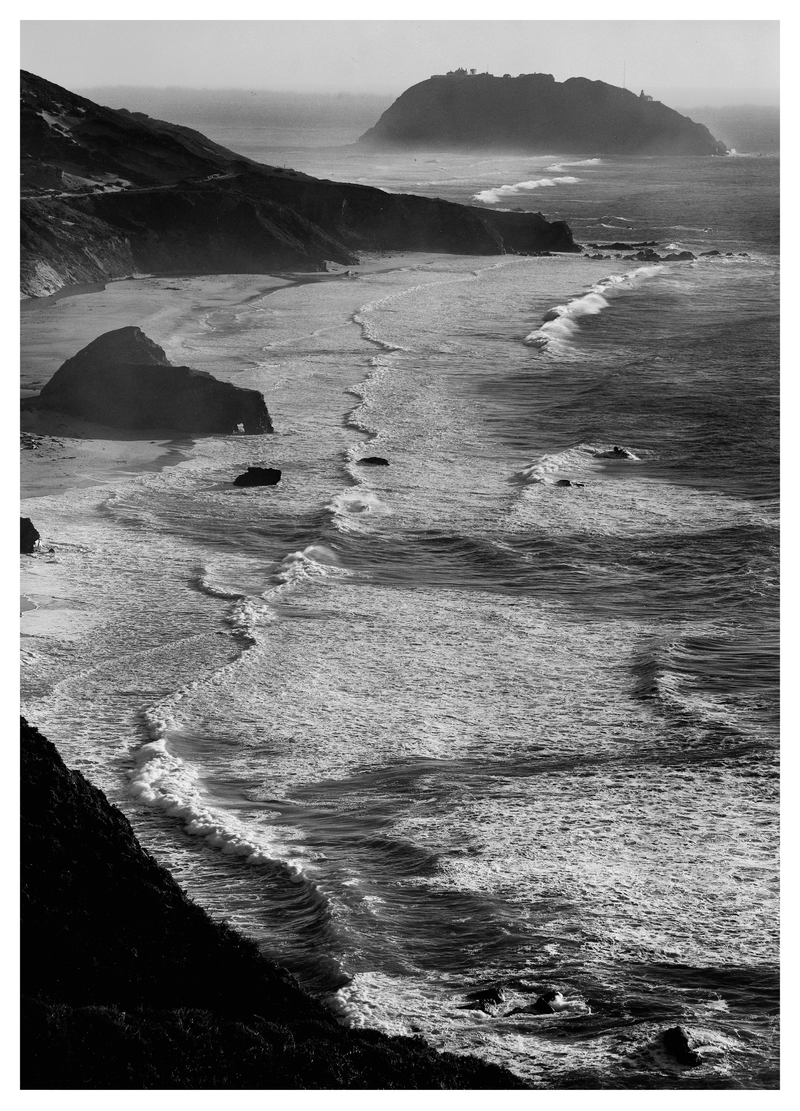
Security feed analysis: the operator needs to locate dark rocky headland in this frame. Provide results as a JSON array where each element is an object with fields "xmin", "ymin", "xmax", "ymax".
[
  {"xmin": 20, "ymin": 717, "xmax": 526, "ymax": 1089},
  {"xmin": 21, "ymin": 70, "xmax": 578, "ymax": 298},
  {"xmin": 22, "ymin": 326, "xmax": 273, "ymax": 434},
  {"xmin": 359, "ymin": 72, "xmax": 727, "ymax": 155}
]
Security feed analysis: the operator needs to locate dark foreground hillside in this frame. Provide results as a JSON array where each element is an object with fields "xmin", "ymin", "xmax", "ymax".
[{"xmin": 20, "ymin": 718, "xmax": 526, "ymax": 1089}]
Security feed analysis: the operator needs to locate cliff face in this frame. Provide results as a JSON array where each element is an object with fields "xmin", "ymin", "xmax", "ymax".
[
  {"xmin": 21, "ymin": 70, "xmax": 578, "ymax": 297},
  {"xmin": 25, "ymin": 326, "xmax": 273, "ymax": 434},
  {"xmin": 20, "ymin": 718, "xmax": 526, "ymax": 1089},
  {"xmin": 359, "ymin": 73, "xmax": 728, "ymax": 155}
]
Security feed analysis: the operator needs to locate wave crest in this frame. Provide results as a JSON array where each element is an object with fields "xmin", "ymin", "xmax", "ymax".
[{"xmin": 474, "ymin": 176, "xmax": 580, "ymax": 204}]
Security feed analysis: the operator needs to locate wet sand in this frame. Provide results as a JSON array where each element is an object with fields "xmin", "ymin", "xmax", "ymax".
[{"xmin": 19, "ymin": 256, "xmax": 453, "ymax": 501}]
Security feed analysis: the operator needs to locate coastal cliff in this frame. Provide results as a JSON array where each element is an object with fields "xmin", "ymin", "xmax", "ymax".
[
  {"xmin": 21, "ymin": 70, "xmax": 578, "ymax": 298},
  {"xmin": 359, "ymin": 73, "xmax": 727, "ymax": 155},
  {"xmin": 20, "ymin": 717, "xmax": 526, "ymax": 1089}
]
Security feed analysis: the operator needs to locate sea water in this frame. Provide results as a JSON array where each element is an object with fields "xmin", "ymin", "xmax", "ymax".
[{"xmin": 21, "ymin": 110, "xmax": 778, "ymax": 1088}]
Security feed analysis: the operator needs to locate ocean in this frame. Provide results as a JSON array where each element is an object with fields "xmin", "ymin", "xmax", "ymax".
[{"xmin": 20, "ymin": 101, "xmax": 779, "ymax": 1088}]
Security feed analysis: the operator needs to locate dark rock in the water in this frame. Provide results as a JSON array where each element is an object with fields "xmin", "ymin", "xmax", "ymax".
[
  {"xmin": 360, "ymin": 74, "xmax": 726, "ymax": 156},
  {"xmin": 20, "ymin": 717, "xmax": 527, "ymax": 1089},
  {"xmin": 700, "ymin": 250, "xmax": 721, "ymax": 257},
  {"xmin": 505, "ymin": 989, "xmax": 565, "ymax": 1017},
  {"xmin": 23, "ymin": 326, "xmax": 273, "ymax": 435},
  {"xmin": 597, "ymin": 445, "xmax": 635, "ymax": 460},
  {"xmin": 628, "ymin": 248, "xmax": 662, "ymax": 261},
  {"xmin": 554, "ymin": 479, "xmax": 584, "ymax": 488},
  {"xmin": 662, "ymin": 1025, "xmax": 704, "ymax": 1067},
  {"xmin": 357, "ymin": 456, "xmax": 390, "ymax": 466},
  {"xmin": 459, "ymin": 999, "xmax": 499, "ymax": 1014},
  {"xmin": 620, "ymin": 247, "xmax": 696, "ymax": 263},
  {"xmin": 233, "ymin": 466, "xmax": 281, "ymax": 487},
  {"xmin": 506, "ymin": 999, "xmax": 554, "ymax": 1017},
  {"xmin": 21, "ymin": 517, "xmax": 40, "ymax": 554},
  {"xmin": 465, "ymin": 986, "xmax": 506, "ymax": 1006}
]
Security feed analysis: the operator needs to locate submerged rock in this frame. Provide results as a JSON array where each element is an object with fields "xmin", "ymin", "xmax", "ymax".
[
  {"xmin": 464, "ymin": 986, "xmax": 507, "ymax": 1006},
  {"xmin": 22, "ymin": 327, "xmax": 273, "ymax": 435},
  {"xmin": 506, "ymin": 989, "xmax": 567, "ymax": 1017},
  {"xmin": 233, "ymin": 466, "xmax": 281, "ymax": 487},
  {"xmin": 597, "ymin": 445, "xmax": 636, "ymax": 460},
  {"xmin": 21, "ymin": 517, "xmax": 40, "ymax": 554},
  {"xmin": 357, "ymin": 456, "xmax": 390, "ymax": 466},
  {"xmin": 662, "ymin": 1025, "xmax": 704, "ymax": 1067}
]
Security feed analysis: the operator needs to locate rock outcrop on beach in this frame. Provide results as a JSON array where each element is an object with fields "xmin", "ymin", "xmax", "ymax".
[
  {"xmin": 20, "ymin": 717, "xmax": 526, "ymax": 1089},
  {"xmin": 20, "ymin": 518, "xmax": 40, "ymax": 554},
  {"xmin": 21, "ymin": 70, "xmax": 579, "ymax": 297},
  {"xmin": 22, "ymin": 326, "xmax": 273, "ymax": 435},
  {"xmin": 359, "ymin": 73, "xmax": 728, "ymax": 156}
]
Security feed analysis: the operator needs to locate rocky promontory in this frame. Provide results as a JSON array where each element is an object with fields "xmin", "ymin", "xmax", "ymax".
[
  {"xmin": 22, "ymin": 326, "xmax": 273, "ymax": 435},
  {"xmin": 21, "ymin": 70, "xmax": 579, "ymax": 297},
  {"xmin": 359, "ymin": 72, "xmax": 727, "ymax": 155},
  {"xmin": 20, "ymin": 717, "xmax": 526, "ymax": 1089}
]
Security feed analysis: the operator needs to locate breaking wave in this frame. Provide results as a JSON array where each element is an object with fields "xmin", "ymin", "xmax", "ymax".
[
  {"xmin": 546, "ymin": 158, "xmax": 601, "ymax": 171},
  {"xmin": 523, "ymin": 265, "xmax": 663, "ymax": 350},
  {"xmin": 474, "ymin": 176, "xmax": 580, "ymax": 204}
]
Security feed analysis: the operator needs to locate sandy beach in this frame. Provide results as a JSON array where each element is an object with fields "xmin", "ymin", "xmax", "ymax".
[{"xmin": 19, "ymin": 254, "xmax": 465, "ymax": 503}]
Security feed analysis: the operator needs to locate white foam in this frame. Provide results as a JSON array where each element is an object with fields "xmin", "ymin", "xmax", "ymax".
[
  {"xmin": 474, "ymin": 176, "xmax": 580, "ymax": 204},
  {"xmin": 129, "ymin": 727, "xmax": 301, "ymax": 871},
  {"xmin": 514, "ymin": 443, "xmax": 597, "ymax": 484},
  {"xmin": 327, "ymin": 489, "xmax": 393, "ymax": 532},
  {"xmin": 274, "ymin": 543, "xmax": 347, "ymax": 583},
  {"xmin": 524, "ymin": 265, "xmax": 664, "ymax": 350},
  {"xmin": 546, "ymin": 158, "xmax": 602, "ymax": 171}
]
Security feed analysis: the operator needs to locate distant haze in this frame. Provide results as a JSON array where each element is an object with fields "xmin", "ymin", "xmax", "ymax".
[{"xmin": 21, "ymin": 20, "xmax": 779, "ymax": 105}]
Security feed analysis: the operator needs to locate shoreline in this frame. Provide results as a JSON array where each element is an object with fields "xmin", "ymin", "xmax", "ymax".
[{"xmin": 18, "ymin": 253, "xmax": 500, "ymax": 502}]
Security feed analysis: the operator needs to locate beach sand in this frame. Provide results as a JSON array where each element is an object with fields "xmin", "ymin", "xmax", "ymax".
[{"xmin": 19, "ymin": 255, "xmax": 457, "ymax": 502}]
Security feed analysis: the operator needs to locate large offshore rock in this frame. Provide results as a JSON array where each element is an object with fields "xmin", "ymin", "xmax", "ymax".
[
  {"xmin": 359, "ymin": 73, "xmax": 728, "ymax": 155},
  {"xmin": 23, "ymin": 326, "xmax": 273, "ymax": 434}
]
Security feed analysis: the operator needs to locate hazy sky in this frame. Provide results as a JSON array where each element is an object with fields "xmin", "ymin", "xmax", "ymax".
[{"xmin": 20, "ymin": 18, "xmax": 780, "ymax": 104}]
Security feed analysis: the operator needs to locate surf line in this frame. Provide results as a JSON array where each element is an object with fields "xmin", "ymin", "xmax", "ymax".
[{"xmin": 523, "ymin": 264, "xmax": 664, "ymax": 349}]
